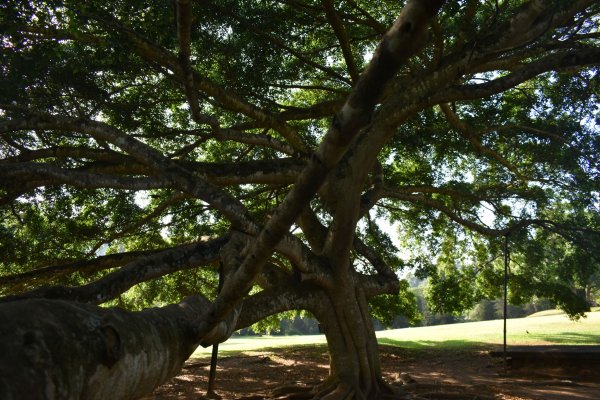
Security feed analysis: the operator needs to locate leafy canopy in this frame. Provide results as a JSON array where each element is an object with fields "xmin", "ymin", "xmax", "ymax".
[{"xmin": 0, "ymin": 0, "xmax": 599, "ymax": 323}]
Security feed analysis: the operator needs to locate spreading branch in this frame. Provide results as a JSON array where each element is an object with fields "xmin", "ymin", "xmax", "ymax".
[
  {"xmin": 322, "ymin": 0, "xmax": 360, "ymax": 83},
  {"xmin": 192, "ymin": 0, "xmax": 447, "ymax": 340},
  {"xmin": 84, "ymin": 9, "xmax": 309, "ymax": 153},
  {"xmin": 0, "ymin": 237, "xmax": 228, "ymax": 304}
]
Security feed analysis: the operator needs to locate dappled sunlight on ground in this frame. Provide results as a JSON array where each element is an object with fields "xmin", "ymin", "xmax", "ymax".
[{"xmin": 148, "ymin": 345, "xmax": 600, "ymax": 400}]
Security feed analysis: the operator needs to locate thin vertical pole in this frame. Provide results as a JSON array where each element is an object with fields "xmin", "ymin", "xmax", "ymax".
[
  {"xmin": 207, "ymin": 263, "xmax": 224, "ymax": 398},
  {"xmin": 207, "ymin": 344, "xmax": 219, "ymax": 397},
  {"xmin": 503, "ymin": 235, "xmax": 509, "ymax": 373}
]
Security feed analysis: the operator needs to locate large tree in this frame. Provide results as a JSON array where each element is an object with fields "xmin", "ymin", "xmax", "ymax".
[{"xmin": 1, "ymin": 0, "xmax": 599, "ymax": 399}]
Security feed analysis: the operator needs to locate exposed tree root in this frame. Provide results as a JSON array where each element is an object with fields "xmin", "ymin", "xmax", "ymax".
[
  {"xmin": 269, "ymin": 380, "xmax": 498, "ymax": 400},
  {"xmin": 270, "ymin": 378, "xmax": 411, "ymax": 400},
  {"xmin": 271, "ymin": 384, "xmax": 314, "ymax": 400}
]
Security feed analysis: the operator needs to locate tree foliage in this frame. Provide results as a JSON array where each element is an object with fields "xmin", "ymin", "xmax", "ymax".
[{"xmin": 1, "ymin": 0, "xmax": 600, "ymax": 398}]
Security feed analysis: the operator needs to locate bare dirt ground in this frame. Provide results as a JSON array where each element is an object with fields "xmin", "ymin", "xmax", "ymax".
[{"xmin": 148, "ymin": 345, "xmax": 600, "ymax": 400}]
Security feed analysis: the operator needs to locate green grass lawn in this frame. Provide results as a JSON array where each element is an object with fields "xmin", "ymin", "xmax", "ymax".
[
  {"xmin": 377, "ymin": 309, "xmax": 600, "ymax": 349},
  {"xmin": 527, "ymin": 306, "xmax": 600, "ymax": 318},
  {"xmin": 193, "ymin": 334, "xmax": 328, "ymax": 358},
  {"xmin": 191, "ymin": 309, "xmax": 600, "ymax": 358}
]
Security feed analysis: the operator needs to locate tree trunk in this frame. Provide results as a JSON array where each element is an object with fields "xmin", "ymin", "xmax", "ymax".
[
  {"xmin": 585, "ymin": 286, "xmax": 594, "ymax": 306},
  {"xmin": 0, "ymin": 297, "xmax": 209, "ymax": 400},
  {"xmin": 311, "ymin": 285, "xmax": 395, "ymax": 400}
]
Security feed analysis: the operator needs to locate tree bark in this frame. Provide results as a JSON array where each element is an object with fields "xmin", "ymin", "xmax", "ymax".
[
  {"xmin": 325, "ymin": 294, "xmax": 381, "ymax": 398},
  {"xmin": 0, "ymin": 296, "xmax": 208, "ymax": 400},
  {"xmin": 299, "ymin": 283, "xmax": 398, "ymax": 400}
]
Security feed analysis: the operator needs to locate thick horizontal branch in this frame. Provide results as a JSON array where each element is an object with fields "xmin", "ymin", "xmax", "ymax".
[
  {"xmin": 84, "ymin": 158, "xmax": 303, "ymax": 186},
  {"xmin": 1, "ymin": 144, "xmax": 305, "ymax": 187},
  {"xmin": 235, "ymin": 282, "xmax": 328, "ymax": 330},
  {"xmin": 0, "ymin": 113, "xmax": 259, "ymax": 233},
  {"xmin": 276, "ymin": 99, "xmax": 346, "ymax": 122},
  {"xmin": 0, "ymin": 146, "xmax": 130, "ymax": 164},
  {"xmin": 0, "ymin": 248, "xmax": 167, "ymax": 293},
  {"xmin": 0, "ymin": 236, "xmax": 228, "ymax": 305},
  {"xmin": 0, "ymin": 162, "xmax": 169, "ymax": 191},
  {"xmin": 356, "ymin": 272, "xmax": 401, "ymax": 298},
  {"xmin": 0, "ymin": 295, "xmax": 211, "ymax": 399},
  {"xmin": 438, "ymin": 48, "xmax": 600, "ymax": 103},
  {"xmin": 188, "ymin": 158, "xmax": 305, "ymax": 186}
]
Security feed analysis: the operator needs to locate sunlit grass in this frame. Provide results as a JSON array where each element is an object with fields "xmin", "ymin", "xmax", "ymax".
[
  {"xmin": 377, "ymin": 310, "xmax": 600, "ymax": 349},
  {"xmin": 191, "ymin": 309, "xmax": 600, "ymax": 358},
  {"xmin": 192, "ymin": 334, "xmax": 327, "ymax": 358}
]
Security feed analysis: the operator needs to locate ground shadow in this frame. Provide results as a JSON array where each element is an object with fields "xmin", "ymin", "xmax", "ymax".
[
  {"xmin": 524, "ymin": 331, "xmax": 600, "ymax": 344},
  {"xmin": 377, "ymin": 338, "xmax": 498, "ymax": 351},
  {"xmin": 149, "ymin": 343, "xmax": 600, "ymax": 400}
]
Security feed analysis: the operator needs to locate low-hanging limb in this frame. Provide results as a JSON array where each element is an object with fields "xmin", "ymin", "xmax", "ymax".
[
  {"xmin": 0, "ymin": 162, "xmax": 170, "ymax": 193},
  {"xmin": 234, "ymin": 280, "xmax": 328, "ymax": 332},
  {"xmin": 0, "ymin": 111, "xmax": 260, "ymax": 234},
  {"xmin": 0, "ymin": 248, "xmax": 166, "ymax": 294},
  {"xmin": 0, "ymin": 236, "xmax": 228, "ymax": 305},
  {"xmin": 0, "ymin": 295, "xmax": 211, "ymax": 400}
]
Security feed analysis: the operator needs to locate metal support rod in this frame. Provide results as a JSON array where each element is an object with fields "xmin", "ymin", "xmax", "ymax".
[
  {"xmin": 207, "ymin": 343, "xmax": 219, "ymax": 397},
  {"xmin": 207, "ymin": 263, "xmax": 225, "ymax": 398},
  {"xmin": 503, "ymin": 234, "xmax": 509, "ymax": 373}
]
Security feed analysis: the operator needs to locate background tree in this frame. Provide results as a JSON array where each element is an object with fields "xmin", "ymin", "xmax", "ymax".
[{"xmin": 1, "ymin": 1, "xmax": 599, "ymax": 399}]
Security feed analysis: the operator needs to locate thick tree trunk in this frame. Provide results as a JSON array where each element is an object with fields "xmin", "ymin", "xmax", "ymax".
[
  {"xmin": 311, "ymin": 285, "xmax": 396, "ymax": 400},
  {"xmin": 0, "ymin": 296, "xmax": 209, "ymax": 400}
]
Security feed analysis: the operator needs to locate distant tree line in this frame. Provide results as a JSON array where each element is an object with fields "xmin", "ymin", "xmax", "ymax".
[{"xmin": 241, "ymin": 282, "xmax": 596, "ymax": 335}]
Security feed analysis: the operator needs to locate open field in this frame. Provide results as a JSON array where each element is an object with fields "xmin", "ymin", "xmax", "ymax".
[
  {"xmin": 192, "ymin": 309, "xmax": 600, "ymax": 358},
  {"xmin": 527, "ymin": 306, "xmax": 600, "ymax": 318},
  {"xmin": 160, "ymin": 309, "xmax": 600, "ymax": 399},
  {"xmin": 377, "ymin": 308, "xmax": 600, "ymax": 349}
]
